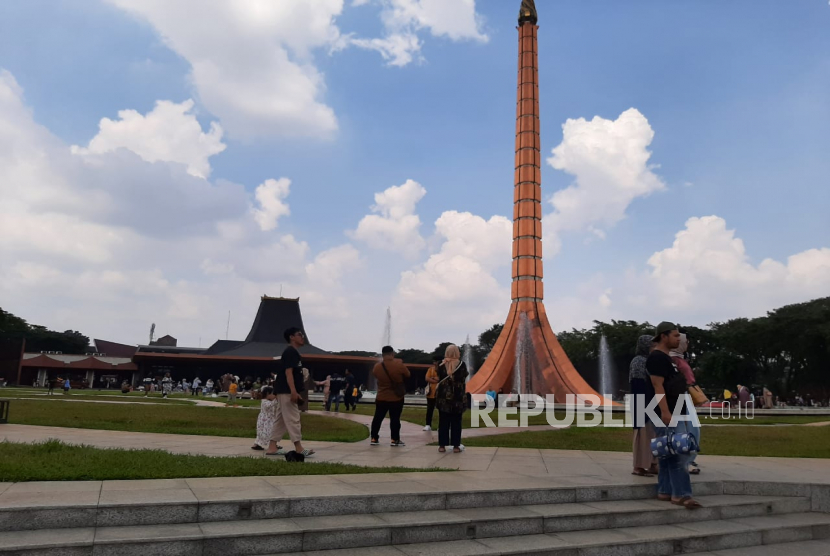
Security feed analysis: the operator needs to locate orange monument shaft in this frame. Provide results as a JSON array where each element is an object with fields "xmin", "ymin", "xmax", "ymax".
[{"xmin": 467, "ymin": 0, "xmax": 606, "ymax": 404}]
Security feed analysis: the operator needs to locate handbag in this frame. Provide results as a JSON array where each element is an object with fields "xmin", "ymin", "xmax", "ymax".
[
  {"xmin": 651, "ymin": 430, "xmax": 698, "ymax": 459},
  {"xmin": 688, "ymin": 384, "xmax": 708, "ymax": 407},
  {"xmin": 382, "ymin": 363, "xmax": 407, "ymax": 398}
]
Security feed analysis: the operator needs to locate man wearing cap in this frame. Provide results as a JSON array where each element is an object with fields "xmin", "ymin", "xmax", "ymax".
[{"xmin": 648, "ymin": 322, "xmax": 701, "ymax": 509}]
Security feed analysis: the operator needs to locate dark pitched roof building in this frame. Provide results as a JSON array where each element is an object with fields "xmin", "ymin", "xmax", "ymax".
[{"xmin": 206, "ymin": 296, "xmax": 328, "ymax": 357}]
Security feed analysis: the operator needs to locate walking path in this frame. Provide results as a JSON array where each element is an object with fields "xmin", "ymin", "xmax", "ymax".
[
  {"xmin": 304, "ymin": 410, "xmax": 562, "ymax": 448},
  {"xmin": 2, "ymin": 424, "xmax": 829, "ymax": 484}
]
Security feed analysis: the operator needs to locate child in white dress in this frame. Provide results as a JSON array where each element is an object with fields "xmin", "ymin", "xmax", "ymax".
[{"xmin": 252, "ymin": 386, "xmax": 279, "ymax": 451}]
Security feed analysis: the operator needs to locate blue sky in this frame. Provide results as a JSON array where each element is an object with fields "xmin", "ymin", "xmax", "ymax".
[{"xmin": 0, "ymin": 0, "xmax": 828, "ymax": 351}]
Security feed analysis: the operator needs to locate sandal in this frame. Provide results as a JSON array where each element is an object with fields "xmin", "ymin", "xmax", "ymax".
[
  {"xmin": 689, "ymin": 468, "xmax": 701, "ymax": 475},
  {"xmin": 251, "ymin": 445, "xmax": 264, "ymax": 451},
  {"xmin": 438, "ymin": 447, "xmax": 446, "ymax": 453},
  {"xmin": 453, "ymin": 447, "xmax": 462, "ymax": 453},
  {"xmin": 671, "ymin": 497, "xmax": 703, "ymax": 509},
  {"xmin": 632, "ymin": 469, "xmax": 655, "ymax": 477}
]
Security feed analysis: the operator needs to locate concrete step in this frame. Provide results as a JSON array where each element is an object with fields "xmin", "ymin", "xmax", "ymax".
[
  {"xmin": 0, "ymin": 481, "xmax": 727, "ymax": 532},
  {"xmin": 686, "ymin": 538, "xmax": 830, "ymax": 555},
  {"xmin": 277, "ymin": 513, "xmax": 830, "ymax": 556},
  {"xmin": 0, "ymin": 495, "xmax": 818, "ymax": 555}
]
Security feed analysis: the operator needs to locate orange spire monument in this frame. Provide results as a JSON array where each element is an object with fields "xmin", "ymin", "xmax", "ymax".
[{"xmin": 467, "ymin": 0, "xmax": 609, "ymax": 405}]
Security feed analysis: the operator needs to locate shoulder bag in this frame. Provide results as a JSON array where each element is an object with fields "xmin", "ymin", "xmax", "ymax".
[{"xmin": 688, "ymin": 383, "xmax": 708, "ymax": 407}]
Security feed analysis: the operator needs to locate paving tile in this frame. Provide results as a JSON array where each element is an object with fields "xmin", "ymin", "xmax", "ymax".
[
  {"xmin": 94, "ymin": 523, "xmax": 203, "ymax": 542},
  {"xmin": 199, "ymin": 518, "xmax": 300, "ymax": 537},
  {"xmin": 263, "ymin": 475, "xmax": 346, "ymax": 487},
  {"xmin": 525, "ymin": 502, "xmax": 599, "ymax": 518},
  {"xmin": 277, "ymin": 483, "xmax": 364, "ymax": 498},
  {"xmin": 674, "ymin": 519, "xmax": 752, "ymax": 535},
  {"xmin": 291, "ymin": 513, "xmax": 387, "ymax": 531},
  {"xmin": 281, "ymin": 546, "xmax": 407, "ymax": 556},
  {"xmin": 380, "ymin": 510, "xmax": 466, "ymax": 526},
  {"xmin": 396, "ymin": 539, "xmax": 494, "ymax": 556},
  {"xmin": 618, "ymin": 523, "xmax": 704, "ymax": 541},
  {"xmin": 582, "ymin": 499, "xmax": 659, "ymax": 512},
  {"xmin": 5, "ymin": 481, "xmax": 102, "ymax": 494},
  {"xmin": 0, "ymin": 527, "xmax": 94, "ymax": 550},
  {"xmin": 98, "ymin": 488, "xmax": 197, "ymax": 506},
  {"xmin": 190, "ymin": 486, "xmax": 283, "ymax": 502},
  {"xmin": 451, "ymin": 505, "xmax": 543, "ymax": 521},
  {"xmin": 709, "ymin": 539, "xmax": 830, "ymax": 556},
  {"xmin": 476, "ymin": 533, "xmax": 573, "ymax": 552},
  {"xmin": 0, "ymin": 484, "xmax": 11, "ymax": 497},
  {"xmin": 184, "ymin": 477, "xmax": 272, "ymax": 490},
  {"xmin": 101, "ymin": 479, "xmax": 189, "ymax": 491},
  {"xmin": 729, "ymin": 512, "xmax": 830, "ymax": 529},
  {"xmin": 552, "ymin": 528, "xmax": 638, "ymax": 546},
  {"xmin": 0, "ymin": 490, "xmax": 100, "ymax": 508}
]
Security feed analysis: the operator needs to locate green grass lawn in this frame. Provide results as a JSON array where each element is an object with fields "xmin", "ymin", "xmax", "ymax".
[
  {"xmin": 462, "ymin": 425, "xmax": 830, "ymax": 458},
  {"xmin": 0, "ymin": 440, "xmax": 437, "ymax": 482},
  {"xmin": 8, "ymin": 400, "xmax": 369, "ymax": 442},
  {"xmin": 0, "ymin": 388, "xmax": 194, "ymax": 404}
]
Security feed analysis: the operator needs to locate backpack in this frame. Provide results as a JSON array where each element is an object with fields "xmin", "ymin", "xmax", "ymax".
[{"xmin": 435, "ymin": 362, "xmax": 468, "ymax": 414}]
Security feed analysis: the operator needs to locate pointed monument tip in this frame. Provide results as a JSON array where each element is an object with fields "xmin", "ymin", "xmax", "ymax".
[{"xmin": 518, "ymin": 0, "xmax": 538, "ymax": 25}]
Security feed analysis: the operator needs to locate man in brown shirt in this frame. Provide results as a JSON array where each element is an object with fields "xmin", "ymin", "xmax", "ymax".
[{"xmin": 370, "ymin": 346, "xmax": 411, "ymax": 447}]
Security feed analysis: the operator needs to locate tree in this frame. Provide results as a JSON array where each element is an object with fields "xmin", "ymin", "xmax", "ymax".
[
  {"xmin": 396, "ymin": 348, "xmax": 433, "ymax": 364},
  {"xmin": 336, "ymin": 350, "xmax": 378, "ymax": 358},
  {"xmin": 432, "ymin": 342, "xmax": 454, "ymax": 361},
  {"xmin": 477, "ymin": 324, "xmax": 504, "ymax": 354},
  {"xmin": 0, "ymin": 307, "xmax": 90, "ymax": 354}
]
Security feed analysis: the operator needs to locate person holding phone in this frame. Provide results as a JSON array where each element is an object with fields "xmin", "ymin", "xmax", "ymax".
[{"xmin": 266, "ymin": 327, "xmax": 314, "ymax": 458}]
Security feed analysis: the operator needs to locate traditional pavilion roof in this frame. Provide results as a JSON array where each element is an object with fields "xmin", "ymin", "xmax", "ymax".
[
  {"xmin": 22, "ymin": 353, "xmax": 136, "ymax": 370},
  {"xmin": 205, "ymin": 296, "xmax": 328, "ymax": 357},
  {"xmin": 93, "ymin": 339, "xmax": 137, "ymax": 358}
]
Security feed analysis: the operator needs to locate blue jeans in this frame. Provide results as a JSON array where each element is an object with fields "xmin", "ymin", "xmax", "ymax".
[
  {"xmin": 654, "ymin": 426, "xmax": 692, "ymax": 499},
  {"xmin": 326, "ymin": 392, "xmax": 341, "ymax": 412},
  {"xmin": 678, "ymin": 418, "xmax": 701, "ymax": 465}
]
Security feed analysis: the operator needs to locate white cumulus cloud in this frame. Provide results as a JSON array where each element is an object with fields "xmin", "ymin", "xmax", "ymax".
[
  {"xmin": 350, "ymin": 179, "xmax": 427, "ymax": 256},
  {"xmin": 352, "ymin": 0, "xmax": 487, "ymax": 66},
  {"xmin": 544, "ymin": 108, "xmax": 666, "ymax": 256},
  {"xmin": 393, "ymin": 210, "xmax": 512, "ymax": 341},
  {"xmin": 106, "ymin": 0, "xmax": 343, "ymax": 139},
  {"xmin": 645, "ymin": 215, "xmax": 830, "ymax": 317},
  {"xmin": 252, "ymin": 178, "xmax": 291, "ymax": 232},
  {"xmin": 71, "ymin": 99, "xmax": 225, "ymax": 179}
]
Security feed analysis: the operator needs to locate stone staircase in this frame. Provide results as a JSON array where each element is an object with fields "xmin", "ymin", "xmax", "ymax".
[{"xmin": 0, "ymin": 480, "xmax": 828, "ymax": 555}]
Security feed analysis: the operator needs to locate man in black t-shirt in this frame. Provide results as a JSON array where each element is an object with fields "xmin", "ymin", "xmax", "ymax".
[
  {"xmin": 267, "ymin": 327, "xmax": 313, "ymax": 458},
  {"xmin": 648, "ymin": 321, "xmax": 700, "ymax": 508}
]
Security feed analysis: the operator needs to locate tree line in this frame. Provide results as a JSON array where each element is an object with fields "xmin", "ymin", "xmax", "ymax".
[
  {"xmin": 0, "ymin": 308, "xmax": 90, "ymax": 354},
  {"xmin": 380, "ymin": 297, "xmax": 829, "ymax": 401}
]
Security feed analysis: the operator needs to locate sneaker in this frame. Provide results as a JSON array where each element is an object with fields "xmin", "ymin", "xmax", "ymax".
[
  {"xmin": 391, "ymin": 440, "xmax": 406, "ymax": 447},
  {"xmin": 422, "ymin": 425, "xmax": 432, "ymax": 432},
  {"xmin": 370, "ymin": 438, "xmax": 379, "ymax": 446},
  {"xmin": 459, "ymin": 444, "xmax": 465, "ymax": 451}
]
